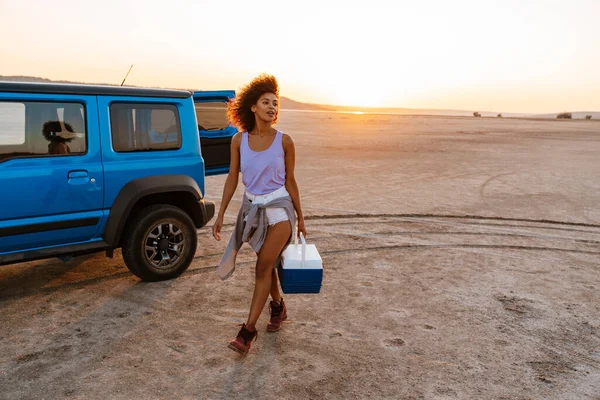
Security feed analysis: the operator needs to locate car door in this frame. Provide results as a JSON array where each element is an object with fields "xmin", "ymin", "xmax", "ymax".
[
  {"xmin": 193, "ymin": 90, "xmax": 236, "ymax": 176},
  {"xmin": 0, "ymin": 92, "xmax": 104, "ymax": 254}
]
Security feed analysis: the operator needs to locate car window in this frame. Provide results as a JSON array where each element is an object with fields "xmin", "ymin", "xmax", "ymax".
[
  {"xmin": 110, "ymin": 103, "xmax": 181, "ymax": 152},
  {"xmin": 0, "ymin": 101, "xmax": 87, "ymax": 162},
  {"xmin": 195, "ymin": 101, "xmax": 229, "ymax": 132},
  {"xmin": 0, "ymin": 103, "xmax": 25, "ymax": 145}
]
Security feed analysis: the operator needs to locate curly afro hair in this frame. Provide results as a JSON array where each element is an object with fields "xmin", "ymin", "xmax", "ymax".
[
  {"xmin": 227, "ymin": 74, "xmax": 279, "ymax": 133},
  {"xmin": 42, "ymin": 121, "xmax": 75, "ymax": 143}
]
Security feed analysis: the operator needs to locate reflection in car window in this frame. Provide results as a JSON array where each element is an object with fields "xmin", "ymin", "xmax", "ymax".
[{"xmin": 0, "ymin": 101, "xmax": 86, "ymax": 161}]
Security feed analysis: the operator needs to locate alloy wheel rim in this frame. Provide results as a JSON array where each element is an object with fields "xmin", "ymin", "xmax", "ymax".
[{"xmin": 144, "ymin": 222, "xmax": 185, "ymax": 269}]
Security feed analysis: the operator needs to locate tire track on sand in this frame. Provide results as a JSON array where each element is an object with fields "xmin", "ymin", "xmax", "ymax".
[{"xmin": 303, "ymin": 213, "xmax": 600, "ymax": 230}]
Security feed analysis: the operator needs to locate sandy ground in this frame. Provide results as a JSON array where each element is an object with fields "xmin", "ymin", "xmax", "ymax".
[{"xmin": 1, "ymin": 112, "xmax": 600, "ymax": 399}]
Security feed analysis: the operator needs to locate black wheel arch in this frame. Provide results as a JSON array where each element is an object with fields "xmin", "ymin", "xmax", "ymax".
[{"xmin": 103, "ymin": 175, "xmax": 214, "ymax": 249}]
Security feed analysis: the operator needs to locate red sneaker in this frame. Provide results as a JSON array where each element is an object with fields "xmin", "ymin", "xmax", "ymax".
[
  {"xmin": 228, "ymin": 324, "xmax": 257, "ymax": 355},
  {"xmin": 267, "ymin": 298, "xmax": 287, "ymax": 332}
]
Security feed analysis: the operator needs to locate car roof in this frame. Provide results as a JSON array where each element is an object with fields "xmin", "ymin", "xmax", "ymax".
[{"xmin": 0, "ymin": 81, "xmax": 192, "ymax": 99}]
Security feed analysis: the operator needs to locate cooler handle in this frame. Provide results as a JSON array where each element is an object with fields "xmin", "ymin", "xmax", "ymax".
[
  {"xmin": 300, "ymin": 233, "xmax": 306, "ymax": 267},
  {"xmin": 294, "ymin": 226, "xmax": 307, "ymax": 268}
]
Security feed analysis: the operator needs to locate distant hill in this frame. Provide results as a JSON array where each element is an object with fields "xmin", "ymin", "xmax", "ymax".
[
  {"xmin": 1, "ymin": 75, "xmax": 597, "ymax": 119},
  {"xmin": 278, "ymin": 97, "xmax": 331, "ymax": 111},
  {"xmin": 0, "ymin": 75, "xmax": 115, "ymax": 86}
]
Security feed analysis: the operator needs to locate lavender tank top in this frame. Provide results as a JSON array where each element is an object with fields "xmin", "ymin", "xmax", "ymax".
[{"xmin": 240, "ymin": 130, "xmax": 286, "ymax": 195}]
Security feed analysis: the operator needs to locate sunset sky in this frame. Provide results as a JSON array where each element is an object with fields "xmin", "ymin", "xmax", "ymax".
[{"xmin": 1, "ymin": 0, "xmax": 599, "ymax": 113}]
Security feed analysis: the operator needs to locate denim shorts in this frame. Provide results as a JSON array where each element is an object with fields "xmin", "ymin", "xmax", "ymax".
[{"xmin": 245, "ymin": 186, "xmax": 290, "ymax": 226}]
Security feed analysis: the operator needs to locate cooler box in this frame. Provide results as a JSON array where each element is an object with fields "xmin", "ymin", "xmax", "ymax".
[{"xmin": 278, "ymin": 233, "xmax": 323, "ymax": 294}]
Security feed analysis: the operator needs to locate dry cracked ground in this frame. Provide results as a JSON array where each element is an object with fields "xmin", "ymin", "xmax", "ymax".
[{"xmin": 1, "ymin": 113, "xmax": 600, "ymax": 399}]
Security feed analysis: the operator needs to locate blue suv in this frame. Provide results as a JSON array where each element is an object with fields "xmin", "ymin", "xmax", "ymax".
[{"xmin": 0, "ymin": 81, "xmax": 235, "ymax": 281}]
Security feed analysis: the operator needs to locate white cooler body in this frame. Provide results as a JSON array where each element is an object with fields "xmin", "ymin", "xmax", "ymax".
[{"xmin": 279, "ymin": 234, "xmax": 323, "ymax": 294}]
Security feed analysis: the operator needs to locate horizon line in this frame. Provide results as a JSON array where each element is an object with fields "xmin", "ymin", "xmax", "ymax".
[{"xmin": 1, "ymin": 75, "xmax": 598, "ymax": 117}]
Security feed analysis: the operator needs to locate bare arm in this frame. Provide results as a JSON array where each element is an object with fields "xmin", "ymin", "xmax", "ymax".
[
  {"xmin": 282, "ymin": 133, "xmax": 306, "ymax": 237},
  {"xmin": 212, "ymin": 132, "xmax": 241, "ymax": 240}
]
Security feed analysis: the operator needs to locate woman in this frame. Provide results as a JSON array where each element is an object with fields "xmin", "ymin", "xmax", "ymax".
[{"xmin": 212, "ymin": 74, "xmax": 306, "ymax": 355}]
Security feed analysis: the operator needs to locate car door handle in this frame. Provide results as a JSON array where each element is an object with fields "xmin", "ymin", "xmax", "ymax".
[{"xmin": 68, "ymin": 170, "xmax": 88, "ymax": 179}]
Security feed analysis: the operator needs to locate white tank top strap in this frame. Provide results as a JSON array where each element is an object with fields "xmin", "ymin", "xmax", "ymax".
[{"xmin": 277, "ymin": 130, "xmax": 283, "ymax": 146}]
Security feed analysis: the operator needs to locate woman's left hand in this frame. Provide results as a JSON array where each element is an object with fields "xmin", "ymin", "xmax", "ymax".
[{"xmin": 298, "ymin": 217, "xmax": 307, "ymax": 238}]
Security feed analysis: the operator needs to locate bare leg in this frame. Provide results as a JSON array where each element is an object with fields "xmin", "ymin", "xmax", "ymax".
[
  {"xmin": 270, "ymin": 268, "xmax": 282, "ymax": 304},
  {"xmin": 245, "ymin": 221, "xmax": 291, "ymax": 330},
  {"xmin": 253, "ymin": 252, "xmax": 281, "ymax": 303}
]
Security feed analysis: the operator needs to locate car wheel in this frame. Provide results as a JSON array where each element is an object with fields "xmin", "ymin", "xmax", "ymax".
[{"xmin": 121, "ymin": 204, "xmax": 197, "ymax": 281}]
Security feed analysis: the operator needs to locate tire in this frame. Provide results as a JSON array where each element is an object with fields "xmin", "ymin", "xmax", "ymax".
[{"xmin": 121, "ymin": 204, "xmax": 197, "ymax": 282}]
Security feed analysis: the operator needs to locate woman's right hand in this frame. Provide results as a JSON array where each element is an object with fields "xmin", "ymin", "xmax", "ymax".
[{"xmin": 212, "ymin": 215, "xmax": 224, "ymax": 241}]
